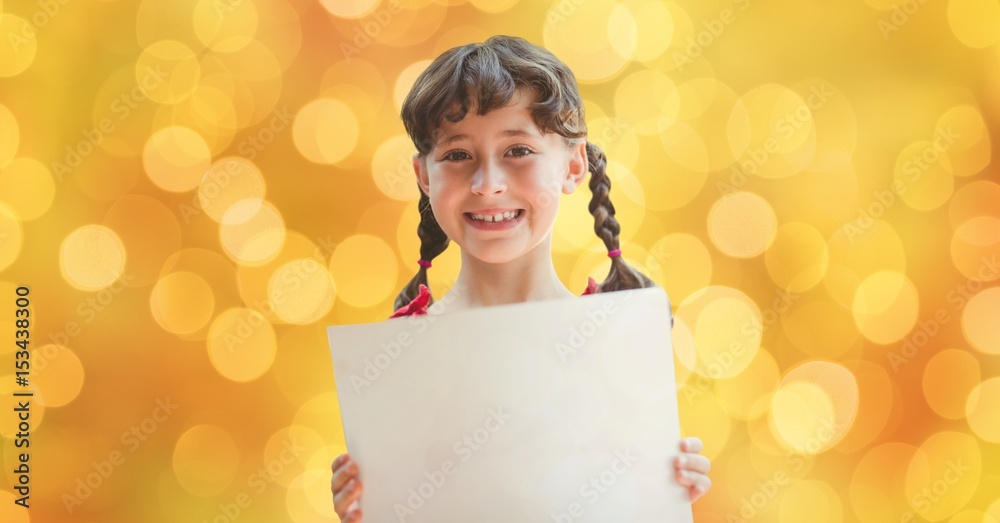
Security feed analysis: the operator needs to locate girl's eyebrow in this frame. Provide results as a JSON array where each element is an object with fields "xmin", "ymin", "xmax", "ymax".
[{"xmin": 436, "ymin": 128, "xmax": 541, "ymax": 149}]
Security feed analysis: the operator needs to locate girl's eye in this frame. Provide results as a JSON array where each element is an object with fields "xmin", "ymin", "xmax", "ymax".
[
  {"xmin": 442, "ymin": 147, "xmax": 532, "ymax": 162},
  {"xmin": 508, "ymin": 146, "xmax": 533, "ymax": 158},
  {"xmin": 443, "ymin": 151, "xmax": 471, "ymax": 162}
]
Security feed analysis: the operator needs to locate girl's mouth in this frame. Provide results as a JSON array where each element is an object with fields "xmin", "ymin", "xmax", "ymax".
[{"xmin": 464, "ymin": 209, "xmax": 524, "ymax": 230}]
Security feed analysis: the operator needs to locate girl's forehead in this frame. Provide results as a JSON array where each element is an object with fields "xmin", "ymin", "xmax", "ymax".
[{"xmin": 432, "ymin": 102, "xmax": 542, "ymax": 143}]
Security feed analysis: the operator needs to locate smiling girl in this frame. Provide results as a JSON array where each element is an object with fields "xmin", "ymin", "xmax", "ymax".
[{"xmin": 330, "ymin": 34, "xmax": 711, "ymax": 522}]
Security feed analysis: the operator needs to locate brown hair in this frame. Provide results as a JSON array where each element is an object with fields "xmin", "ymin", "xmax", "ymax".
[{"xmin": 394, "ymin": 34, "xmax": 655, "ymax": 310}]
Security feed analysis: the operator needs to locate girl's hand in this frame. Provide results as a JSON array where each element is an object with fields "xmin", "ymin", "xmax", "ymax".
[
  {"xmin": 331, "ymin": 453, "xmax": 364, "ymax": 522},
  {"xmin": 673, "ymin": 436, "xmax": 712, "ymax": 502}
]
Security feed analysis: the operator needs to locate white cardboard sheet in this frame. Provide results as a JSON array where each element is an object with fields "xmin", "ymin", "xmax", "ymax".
[{"xmin": 327, "ymin": 285, "xmax": 692, "ymax": 523}]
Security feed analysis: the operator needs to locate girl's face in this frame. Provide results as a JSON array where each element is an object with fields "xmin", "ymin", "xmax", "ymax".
[{"xmin": 412, "ymin": 88, "xmax": 588, "ymax": 265}]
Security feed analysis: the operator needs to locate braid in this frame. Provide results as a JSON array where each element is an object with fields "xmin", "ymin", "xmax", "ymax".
[
  {"xmin": 585, "ymin": 141, "xmax": 656, "ymax": 293},
  {"xmin": 393, "ymin": 186, "xmax": 450, "ymax": 310}
]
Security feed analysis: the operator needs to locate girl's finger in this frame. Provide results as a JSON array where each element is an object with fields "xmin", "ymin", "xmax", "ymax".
[
  {"xmin": 674, "ymin": 452, "xmax": 711, "ymax": 475},
  {"xmin": 675, "ymin": 467, "xmax": 694, "ymax": 487},
  {"xmin": 330, "ymin": 457, "xmax": 359, "ymax": 494},
  {"xmin": 331, "ymin": 453, "xmax": 347, "ymax": 472},
  {"xmin": 690, "ymin": 473, "xmax": 712, "ymax": 502},
  {"xmin": 675, "ymin": 469, "xmax": 712, "ymax": 502},
  {"xmin": 333, "ymin": 478, "xmax": 364, "ymax": 517},
  {"xmin": 680, "ymin": 436, "xmax": 703, "ymax": 454}
]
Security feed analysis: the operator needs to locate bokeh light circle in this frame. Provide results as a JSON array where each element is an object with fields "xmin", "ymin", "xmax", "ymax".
[
  {"xmin": 905, "ymin": 431, "xmax": 982, "ymax": 520},
  {"xmin": 835, "ymin": 361, "xmax": 893, "ymax": 453},
  {"xmin": 0, "ymin": 157, "xmax": 55, "ymax": 220},
  {"xmin": 782, "ymin": 298, "xmax": 860, "ymax": 359},
  {"xmin": 613, "ymin": 69, "xmax": 679, "ymax": 134},
  {"xmin": 966, "ymin": 377, "xmax": 1000, "ymax": 442},
  {"xmin": 825, "ymin": 219, "xmax": 907, "ymax": 309},
  {"xmin": 0, "ymin": 204, "xmax": 22, "ymax": 272},
  {"xmin": 135, "ymin": 40, "xmax": 201, "ymax": 104},
  {"xmin": 893, "ymin": 140, "xmax": 954, "ymax": 211},
  {"xmin": 59, "ymin": 224, "xmax": 128, "ymax": 291},
  {"xmin": 207, "ymin": 307, "xmax": 277, "ymax": 382},
  {"xmin": 626, "ymin": 0, "xmax": 674, "ymax": 63},
  {"xmin": 267, "ymin": 258, "xmax": 336, "ymax": 324},
  {"xmin": 949, "ymin": 181, "xmax": 1000, "ymax": 228},
  {"xmin": 318, "ymin": 0, "xmax": 379, "ymax": 18},
  {"xmin": 665, "ymin": 78, "xmax": 747, "ymax": 172},
  {"xmin": 950, "ymin": 510, "xmax": 998, "ymax": 523},
  {"xmin": 850, "ymin": 442, "xmax": 920, "ymax": 523},
  {"xmin": 962, "ymin": 286, "xmax": 1000, "ymax": 354},
  {"xmin": 372, "ymin": 134, "xmax": 421, "ymax": 201},
  {"xmin": 778, "ymin": 479, "xmax": 843, "ymax": 523},
  {"xmin": 469, "ymin": 0, "xmax": 519, "ymax": 13},
  {"xmin": 193, "ymin": 0, "xmax": 258, "ymax": 52},
  {"xmin": 765, "ymin": 222, "xmax": 829, "ymax": 292},
  {"xmin": 728, "ymin": 83, "xmax": 817, "ymax": 179},
  {"xmin": 771, "ymin": 380, "xmax": 837, "ymax": 454},
  {"xmin": 708, "ymin": 191, "xmax": 778, "ymax": 258},
  {"xmin": 644, "ymin": 233, "xmax": 712, "ymax": 305},
  {"xmin": 936, "ymin": 105, "xmax": 991, "ymax": 177},
  {"xmin": 923, "ymin": 349, "xmax": 981, "ymax": 420},
  {"xmin": 851, "ymin": 270, "xmax": 919, "ymax": 345},
  {"xmin": 198, "ymin": 157, "xmax": 267, "ymax": 223},
  {"xmin": 948, "ymin": 0, "xmax": 1000, "ymax": 48},
  {"xmin": 327, "ymin": 234, "xmax": 398, "ymax": 308},
  {"xmin": 715, "ymin": 348, "xmax": 780, "ymax": 420},
  {"xmin": 0, "ymin": 14, "xmax": 36, "ymax": 77},
  {"xmin": 950, "ymin": 216, "xmax": 1000, "ymax": 282},
  {"xmin": 172, "ymin": 424, "xmax": 241, "ymax": 497},
  {"xmin": 791, "ymin": 78, "xmax": 858, "ymax": 173},
  {"xmin": 142, "ymin": 126, "xmax": 212, "ymax": 192},
  {"xmin": 634, "ymin": 133, "xmax": 705, "ymax": 211},
  {"xmin": 394, "ymin": 59, "xmax": 432, "ymax": 111},
  {"xmin": 263, "ymin": 425, "xmax": 328, "ymax": 488},
  {"xmin": 219, "ymin": 199, "xmax": 286, "ymax": 267},
  {"xmin": 674, "ymin": 286, "xmax": 762, "ymax": 379},
  {"xmin": 150, "ymin": 271, "xmax": 216, "ymax": 335},
  {"xmin": 542, "ymin": 0, "xmax": 636, "ymax": 82},
  {"xmin": 0, "ymin": 103, "xmax": 18, "ymax": 167},
  {"xmin": 292, "ymin": 98, "xmax": 359, "ymax": 165},
  {"xmin": 32, "ymin": 344, "xmax": 85, "ymax": 408},
  {"xmin": 677, "ymin": 390, "xmax": 731, "ymax": 462},
  {"xmin": 770, "ymin": 361, "xmax": 859, "ymax": 454}
]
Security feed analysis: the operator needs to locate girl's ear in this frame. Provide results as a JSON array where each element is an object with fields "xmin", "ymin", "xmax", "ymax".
[
  {"xmin": 413, "ymin": 153, "xmax": 430, "ymax": 195},
  {"xmin": 562, "ymin": 140, "xmax": 588, "ymax": 194}
]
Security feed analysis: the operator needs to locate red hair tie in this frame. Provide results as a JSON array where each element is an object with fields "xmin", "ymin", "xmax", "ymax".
[
  {"xmin": 607, "ymin": 249, "xmax": 622, "ymax": 258},
  {"xmin": 417, "ymin": 259, "xmax": 432, "ymax": 268}
]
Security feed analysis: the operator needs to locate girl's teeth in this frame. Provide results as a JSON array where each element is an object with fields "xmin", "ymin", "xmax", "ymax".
[{"xmin": 472, "ymin": 211, "xmax": 519, "ymax": 222}]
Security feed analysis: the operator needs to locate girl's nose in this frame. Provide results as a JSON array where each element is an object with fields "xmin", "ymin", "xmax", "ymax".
[{"xmin": 471, "ymin": 159, "xmax": 507, "ymax": 195}]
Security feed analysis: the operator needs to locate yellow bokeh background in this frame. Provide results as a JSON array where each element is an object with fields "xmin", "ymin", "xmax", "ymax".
[{"xmin": 1, "ymin": 0, "xmax": 999, "ymax": 521}]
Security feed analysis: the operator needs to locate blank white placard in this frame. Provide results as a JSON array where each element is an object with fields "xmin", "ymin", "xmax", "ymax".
[{"xmin": 327, "ymin": 285, "xmax": 692, "ymax": 523}]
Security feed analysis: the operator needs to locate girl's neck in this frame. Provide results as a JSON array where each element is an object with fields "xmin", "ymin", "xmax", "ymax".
[{"xmin": 441, "ymin": 236, "xmax": 575, "ymax": 311}]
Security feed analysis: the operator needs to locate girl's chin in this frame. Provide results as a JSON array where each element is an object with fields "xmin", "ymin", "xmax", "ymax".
[{"xmin": 459, "ymin": 243, "xmax": 525, "ymax": 265}]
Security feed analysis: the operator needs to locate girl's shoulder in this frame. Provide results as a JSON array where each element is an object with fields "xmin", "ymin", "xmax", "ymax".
[{"xmin": 388, "ymin": 277, "xmax": 601, "ymax": 319}]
